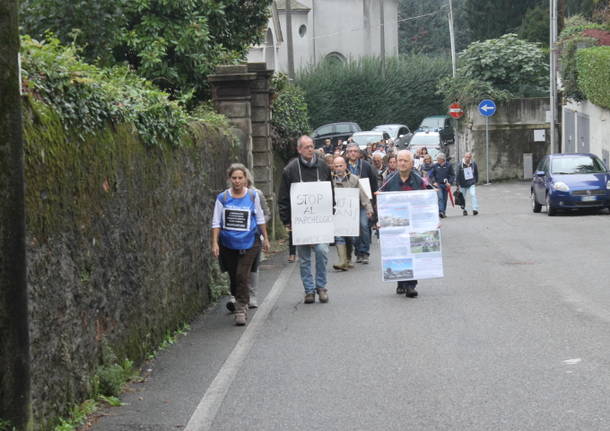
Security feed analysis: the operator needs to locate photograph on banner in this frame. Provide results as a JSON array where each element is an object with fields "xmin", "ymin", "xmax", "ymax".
[
  {"xmin": 409, "ymin": 230, "xmax": 441, "ymax": 254},
  {"xmin": 377, "ymin": 190, "xmax": 438, "ymax": 232},
  {"xmin": 290, "ymin": 181, "xmax": 334, "ymax": 245},
  {"xmin": 359, "ymin": 177, "xmax": 373, "ymax": 200},
  {"xmin": 382, "ymin": 258, "xmax": 414, "ymax": 281},
  {"xmin": 333, "ymin": 187, "xmax": 360, "ymax": 237}
]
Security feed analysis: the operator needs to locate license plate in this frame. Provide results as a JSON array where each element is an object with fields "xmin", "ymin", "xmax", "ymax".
[{"xmin": 582, "ymin": 195, "xmax": 596, "ymax": 202}]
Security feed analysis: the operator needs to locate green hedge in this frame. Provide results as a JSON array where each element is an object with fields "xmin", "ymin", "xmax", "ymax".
[
  {"xmin": 296, "ymin": 56, "xmax": 451, "ymax": 131},
  {"xmin": 577, "ymin": 46, "xmax": 610, "ymax": 110}
]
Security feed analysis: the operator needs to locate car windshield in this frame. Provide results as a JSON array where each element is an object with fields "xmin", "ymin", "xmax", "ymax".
[
  {"xmin": 352, "ymin": 133, "xmax": 383, "ymax": 147},
  {"xmin": 409, "ymin": 134, "xmax": 439, "ymax": 146},
  {"xmin": 551, "ymin": 156, "xmax": 606, "ymax": 174},
  {"xmin": 419, "ymin": 118, "xmax": 445, "ymax": 129}
]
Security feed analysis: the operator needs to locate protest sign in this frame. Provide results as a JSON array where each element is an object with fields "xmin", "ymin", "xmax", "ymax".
[
  {"xmin": 333, "ymin": 188, "xmax": 360, "ymax": 237},
  {"xmin": 290, "ymin": 181, "xmax": 334, "ymax": 245},
  {"xmin": 377, "ymin": 190, "xmax": 443, "ymax": 281},
  {"xmin": 359, "ymin": 177, "xmax": 372, "ymax": 200}
]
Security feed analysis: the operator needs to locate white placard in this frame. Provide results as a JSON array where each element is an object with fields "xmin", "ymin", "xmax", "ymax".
[
  {"xmin": 359, "ymin": 177, "xmax": 372, "ymax": 200},
  {"xmin": 290, "ymin": 181, "xmax": 334, "ymax": 245},
  {"xmin": 463, "ymin": 166, "xmax": 474, "ymax": 181},
  {"xmin": 333, "ymin": 188, "xmax": 360, "ymax": 237},
  {"xmin": 377, "ymin": 190, "xmax": 443, "ymax": 282}
]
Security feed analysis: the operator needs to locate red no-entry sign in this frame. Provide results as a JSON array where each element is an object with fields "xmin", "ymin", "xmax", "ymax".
[{"xmin": 448, "ymin": 102, "xmax": 464, "ymax": 119}]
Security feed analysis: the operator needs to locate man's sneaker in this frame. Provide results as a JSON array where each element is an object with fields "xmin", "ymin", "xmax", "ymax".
[
  {"xmin": 439, "ymin": 212, "xmax": 445, "ymax": 218},
  {"xmin": 463, "ymin": 210, "xmax": 468, "ymax": 216},
  {"xmin": 234, "ymin": 310, "xmax": 247, "ymax": 326},
  {"xmin": 355, "ymin": 255, "xmax": 363, "ymax": 263},
  {"xmin": 304, "ymin": 292, "xmax": 315, "ymax": 304},
  {"xmin": 473, "ymin": 210, "xmax": 479, "ymax": 215},
  {"xmin": 405, "ymin": 286, "xmax": 418, "ymax": 298},
  {"xmin": 248, "ymin": 295, "xmax": 258, "ymax": 309},
  {"xmin": 225, "ymin": 296, "xmax": 236, "ymax": 312},
  {"xmin": 361, "ymin": 255, "xmax": 369, "ymax": 264},
  {"xmin": 316, "ymin": 288, "xmax": 329, "ymax": 303}
]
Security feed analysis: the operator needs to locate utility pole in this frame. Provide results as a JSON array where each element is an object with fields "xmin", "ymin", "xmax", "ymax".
[
  {"xmin": 550, "ymin": 0, "xmax": 558, "ymax": 153},
  {"xmin": 286, "ymin": 0, "xmax": 295, "ymax": 79},
  {"xmin": 380, "ymin": 0, "xmax": 386, "ymax": 69},
  {"xmin": 448, "ymin": 0, "xmax": 459, "ymax": 162},
  {"xmin": 0, "ymin": 0, "xmax": 33, "ymax": 429}
]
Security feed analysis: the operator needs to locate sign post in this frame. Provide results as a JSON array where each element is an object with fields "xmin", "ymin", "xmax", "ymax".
[
  {"xmin": 448, "ymin": 102, "xmax": 464, "ymax": 163},
  {"xmin": 478, "ymin": 99, "xmax": 497, "ymax": 184}
]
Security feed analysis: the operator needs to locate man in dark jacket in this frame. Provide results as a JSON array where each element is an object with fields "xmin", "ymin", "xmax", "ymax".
[
  {"xmin": 456, "ymin": 151, "xmax": 479, "ymax": 216},
  {"xmin": 279, "ymin": 135, "xmax": 333, "ymax": 304},
  {"xmin": 345, "ymin": 143, "xmax": 378, "ymax": 264},
  {"xmin": 428, "ymin": 152, "xmax": 455, "ymax": 218}
]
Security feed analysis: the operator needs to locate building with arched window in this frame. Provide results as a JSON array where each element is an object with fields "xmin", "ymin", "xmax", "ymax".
[{"xmin": 247, "ymin": 0, "xmax": 399, "ymax": 74}]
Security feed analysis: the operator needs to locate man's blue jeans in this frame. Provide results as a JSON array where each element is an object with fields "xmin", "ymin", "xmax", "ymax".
[
  {"xmin": 296, "ymin": 244, "xmax": 329, "ymax": 294},
  {"xmin": 461, "ymin": 185, "xmax": 479, "ymax": 211},
  {"xmin": 437, "ymin": 186, "xmax": 449, "ymax": 213},
  {"xmin": 355, "ymin": 206, "xmax": 371, "ymax": 256}
]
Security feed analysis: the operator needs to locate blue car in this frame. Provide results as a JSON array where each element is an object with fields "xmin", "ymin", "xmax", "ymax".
[{"xmin": 531, "ymin": 153, "xmax": 610, "ymax": 216}]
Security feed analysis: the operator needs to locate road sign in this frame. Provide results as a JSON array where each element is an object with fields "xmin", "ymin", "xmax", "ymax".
[
  {"xmin": 478, "ymin": 99, "xmax": 497, "ymax": 117},
  {"xmin": 448, "ymin": 102, "xmax": 464, "ymax": 119}
]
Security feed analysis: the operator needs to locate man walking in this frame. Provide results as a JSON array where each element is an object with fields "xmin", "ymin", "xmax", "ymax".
[
  {"xmin": 331, "ymin": 156, "xmax": 373, "ymax": 271},
  {"xmin": 345, "ymin": 143, "xmax": 378, "ymax": 264},
  {"xmin": 278, "ymin": 136, "xmax": 333, "ymax": 304},
  {"xmin": 429, "ymin": 153, "xmax": 455, "ymax": 218},
  {"xmin": 378, "ymin": 150, "xmax": 427, "ymax": 298},
  {"xmin": 456, "ymin": 152, "xmax": 479, "ymax": 215}
]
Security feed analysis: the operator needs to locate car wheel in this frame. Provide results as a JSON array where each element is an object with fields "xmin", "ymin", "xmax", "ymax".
[
  {"xmin": 546, "ymin": 193, "xmax": 556, "ymax": 216},
  {"xmin": 532, "ymin": 191, "xmax": 542, "ymax": 213}
]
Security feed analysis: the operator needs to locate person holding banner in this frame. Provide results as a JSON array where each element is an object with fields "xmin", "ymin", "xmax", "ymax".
[
  {"xmin": 345, "ymin": 143, "xmax": 378, "ymax": 265},
  {"xmin": 278, "ymin": 135, "xmax": 334, "ymax": 304},
  {"xmin": 332, "ymin": 156, "xmax": 374, "ymax": 271},
  {"xmin": 378, "ymin": 150, "xmax": 427, "ymax": 298},
  {"xmin": 211, "ymin": 164, "xmax": 270, "ymax": 326}
]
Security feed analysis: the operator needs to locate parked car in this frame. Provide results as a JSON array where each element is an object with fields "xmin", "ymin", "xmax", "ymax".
[
  {"xmin": 372, "ymin": 124, "xmax": 413, "ymax": 147},
  {"xmin": 417, "ymin": 115, "xmax": 454, "ymax": 145},
  {"xmin": 531, "ymin": 153, "xmax": 610, "ymax": 216},
  {"xmin": 312, "ymin": 122, "xmax": 361, "ymax": 147},
  {"xmin": 351, "ymin": 131, "xmax": 390, "ymax": 150},
  {"xmin": 407, "ymin": 131, "xmax": 446, "ymax": 157}
]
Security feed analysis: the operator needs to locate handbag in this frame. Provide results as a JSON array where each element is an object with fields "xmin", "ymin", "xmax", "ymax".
[{"xmin": 453, "ymin": 189, "xmax": 465, "ymax": 208}]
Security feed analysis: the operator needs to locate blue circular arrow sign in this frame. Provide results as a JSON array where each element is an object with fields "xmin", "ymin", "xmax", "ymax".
[{"xmin": 478, "ymin": 99, "xmax": 496, "ymax": 117}]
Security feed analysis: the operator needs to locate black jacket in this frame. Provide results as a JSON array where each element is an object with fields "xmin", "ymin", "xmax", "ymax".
[
  {"xmin": 429, "ymin": 162, "xmax": 455, "ymax": 185},
  {"xmin": 456, "ymin": 161, "xmax": 479, "ymax": 187},
  {"xmin": 347, "ymin": 159, "xmax": 378, "ymax": 193},
  {"xmin": 278, "ymin": 155, "xmax": 333, "ymax": 225}
]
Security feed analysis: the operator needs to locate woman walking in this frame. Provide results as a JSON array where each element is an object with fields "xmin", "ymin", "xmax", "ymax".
[{"xmin": 211, "ymin": 164, "xmax": 270, "ymax": 326}]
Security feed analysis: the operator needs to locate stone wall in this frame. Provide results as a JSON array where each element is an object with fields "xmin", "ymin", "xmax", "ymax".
[
  {"xmin": 456, "ymin": 98, "xmax": 551, "ymax": 181},
  {"xmin": 19, "ymin": 101, "xmax": 237, "ymax": 429}
]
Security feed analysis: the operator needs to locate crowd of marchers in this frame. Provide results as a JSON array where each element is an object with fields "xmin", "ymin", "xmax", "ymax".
[{"xmin": 210, "ymin": 134, "xmax": 481, "ymax": 326}]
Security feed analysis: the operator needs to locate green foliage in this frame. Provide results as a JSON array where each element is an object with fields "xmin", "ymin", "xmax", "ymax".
[
  {"xmin": 20, "ymin": 35, "xmax": 190, "ymax": 147},
  {"xmin": 519, "ymin": 5, "xmax": 550, "ymax": 46},
  {"xmin": 457, "ymin": 34, "xmax": 549, "ymax": 97},
  {"xmin": 53, "ymin": 399, "xmax": 97, "ymax": 431},
  {"xmin": 20, "ymin": 0, "xmax": 272, "ymax": 101},
  {"xmin": 296, "ymin": 55, "xmax": 452, "ymax": 131},
  {"xmin": 437, "ymin": 76, "xmax": 512, "ymax": 106},
  {"xmin": 271, "ymin": 73, "xmax": 311, "ymax": 161},
  {"xmin": 94, "ymin": 359, "xmax": 136, "ymax": 398},
  {"xmin": 398, "ymin": 0, "xmax": 470, "ymax": 54},
  {"xmin": 576, "ymin": 46, "xmax": 610, "ymax": 108},
  {"xmin": 465, "ymin": 0, "xmax": 540, "ymax": 41},
  {"xmin": 0, "ymin": 419, "xmax": 15, "ymax": 431}
]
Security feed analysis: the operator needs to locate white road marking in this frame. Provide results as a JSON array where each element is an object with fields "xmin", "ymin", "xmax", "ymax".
[
  {"xmin": 183, "ymin": 262, "xmax": 297, "ymax": 431},
  {"xmin": 562, "ymin": 358, "xmax": 582, "ymax": 365}
]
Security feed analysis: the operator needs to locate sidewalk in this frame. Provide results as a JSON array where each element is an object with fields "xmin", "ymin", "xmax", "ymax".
[{"xmin": 88, "ymin": 248, "xmax": 292, "ymax": 431}]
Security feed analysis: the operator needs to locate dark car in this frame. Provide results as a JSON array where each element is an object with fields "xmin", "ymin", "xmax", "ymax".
[
  {"xmin": 417, "ymin": 115, "xmax": 454, "ymax": 145},
  {"xmin": 531, "ymin": 153, "xmax": 610, "ymax": 216},
  {"xmin": 312, "ymin": 122, "xmax": 361, "ymax": 148}
]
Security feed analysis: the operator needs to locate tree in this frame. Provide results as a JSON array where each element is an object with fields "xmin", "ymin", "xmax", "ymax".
[
  {"xmin": 0, "ymin": 1, "xmax": 33, "ymax": 430},
  {"xmin": 519, "ymin": 4, "xmax": 551, "ymax": 46},
  {"xmin": 465, "ymin": 0, "xmax": 541, "ymax": 41},
  {"xmin": 20, "ymin": 0, "xmax": 272, "ymax": 102}
]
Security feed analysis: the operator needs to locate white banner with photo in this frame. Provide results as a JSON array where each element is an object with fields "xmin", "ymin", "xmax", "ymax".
[
  {"xmin": 290, "ymin": 181, "xmax": 335, "ymax": 245},
  {"xmin": 377, "ymin": 190, "xmax": 444, "ymax": 282},
  {"xmin": 333, "ymin": 187, "xmax": 360, "ymax": 237}
]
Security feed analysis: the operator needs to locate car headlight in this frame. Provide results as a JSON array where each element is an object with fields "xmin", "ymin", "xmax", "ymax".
[
  {"xmin": 553, "ymin": 181, "xmax": 570, "ymax": 192},
  {"xmin": 606, "ymin": 180, "xmax": 610, "ymax": 189}
]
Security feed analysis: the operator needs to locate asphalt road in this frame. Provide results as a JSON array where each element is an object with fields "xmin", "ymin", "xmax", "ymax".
[{"xmin": 91, "ymin": 181, "xmax": 610, "ymax": 431}]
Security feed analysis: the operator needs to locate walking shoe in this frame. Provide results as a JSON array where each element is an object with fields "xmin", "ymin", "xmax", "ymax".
[
  {"xmin": 439, "ymin": 212, "xmax": 445, "ymax": 218},
  {"xmin": 356, "ymin": 254, "xmax": 363, "ymax": 263},
  {"xmin": 405, "ymin": 286, "xmax": 418, "ymax": 298},
  {"xmin": 361, "ymin": 255, "xmax": 369, "ymax": 264},
  {"xmin": 304, "ymin": 292, "xmax": 315, "ymax": 304},
  {"xmin": 441, "ymin": 212, "xmax": 447, "ymax": 218},
  {"xmin": 396, "ymin": 285, "xmax": 406, "ymax": 294},
  {"xmin": 234, "ymin": 310, "xmax": 247, "ymax": 326},
  {"xmin": 248, "ymin": 295, "xmax": 258, "ymax": 309},
  {"xmin": 473, "ymin": 210, "xmax": 479, "ymax": 215},
  {"xmin": 463, "ymin": 210, "xmax": 468, "ymax": 216},
  {"xmin": 316, "ymin": 288, "xmax": 329, "ymax": 303},
  {"xmin": 225, "ymin": 296, "xmax": 236, "ymax": 312}
]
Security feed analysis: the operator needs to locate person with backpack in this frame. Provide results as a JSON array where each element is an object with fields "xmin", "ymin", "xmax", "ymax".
[{"xmin": 211, "ymin": 163, "xmax": 270, "ymax": 326}]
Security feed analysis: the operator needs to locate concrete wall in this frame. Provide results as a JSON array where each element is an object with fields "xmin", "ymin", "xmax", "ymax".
[
  {"xmin": 563, "ymin": 100, "xmax": 610, "ymax": 166},
  {"xmin": 456, "ymin": 98, "xmax": 551, "ymax": 181}
]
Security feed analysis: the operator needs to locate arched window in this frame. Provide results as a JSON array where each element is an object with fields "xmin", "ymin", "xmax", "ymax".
[
  {"xmin": 264, "ymin": 28, "xmax": 276, "ymax": 70},
  {"xmin": 324, "ymin": 51, "xmax": 346, "ymax": 65}
]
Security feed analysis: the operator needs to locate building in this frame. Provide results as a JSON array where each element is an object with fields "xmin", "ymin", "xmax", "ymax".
[{"xmin": 247, "ymin": 0, "xmax": 399, "ymax": 74}]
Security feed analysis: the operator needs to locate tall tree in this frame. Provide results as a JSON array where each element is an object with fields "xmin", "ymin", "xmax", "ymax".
[
  {"xmin": 0, "ymin": 0, "xmax": 33, "ymax": 430},
  {"xmin": 465, "ymin": 0, "xmax": 541, "ymax": 41}
]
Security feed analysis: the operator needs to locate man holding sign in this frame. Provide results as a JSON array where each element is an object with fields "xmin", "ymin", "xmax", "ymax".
[
  {"xmin": 279, "ymin": 136, "xmax": 334, "ymax": 304},
  {"xmin": 345, "ymin": 143, "xmax": 378, "ymax": 264}
]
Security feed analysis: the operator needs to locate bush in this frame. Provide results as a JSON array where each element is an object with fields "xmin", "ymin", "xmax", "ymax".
[
  {"xmin": 577, "ymin": 46, "xmax": 610, "ymax": 109},
  {"xmin": 296, "ymin": 55, "xmax": 452, "ymax": 131},
  {"xmin": 270, "ymin": 73, "xmax": 310, "ymax": 161}
]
